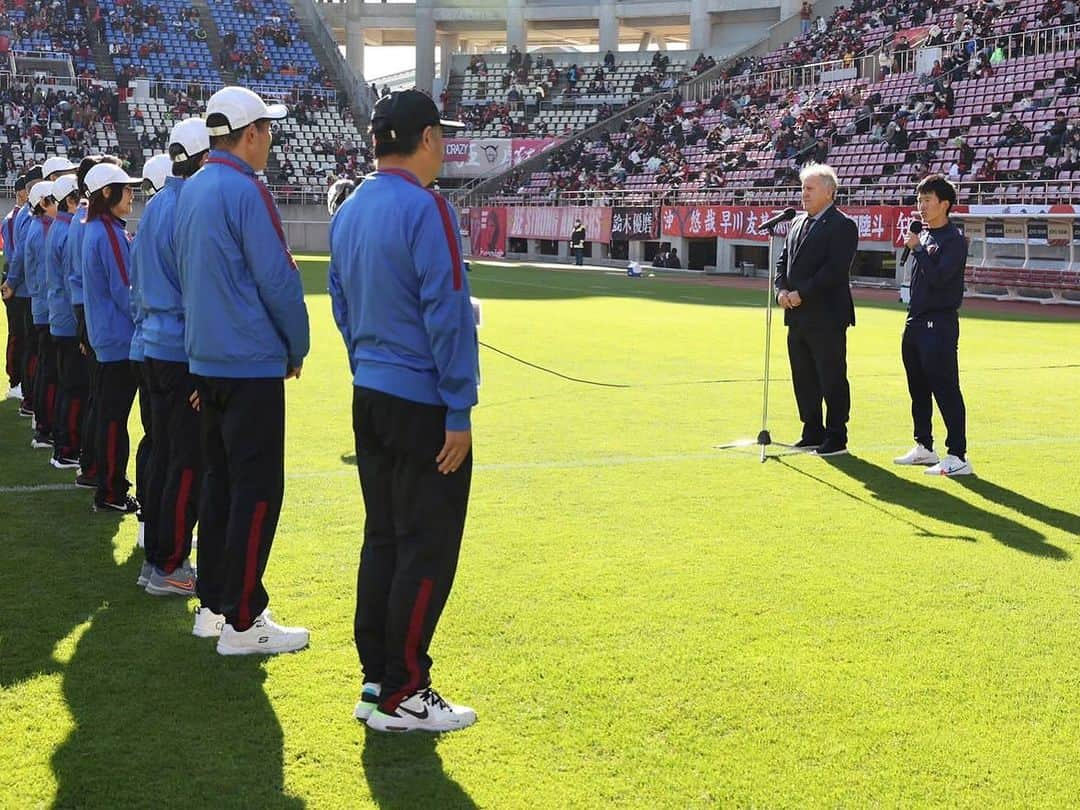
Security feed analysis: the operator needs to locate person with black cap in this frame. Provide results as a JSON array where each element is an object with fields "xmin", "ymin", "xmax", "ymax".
[
  {"xmin": 133, "ymin": 120, "xmax": 211, "ymax": 607},
  {"xmin": 174, "ymin": 87, "xmax": 310, "ymax": 655},
  {"xmin": 328, "ymin": 89, "xmax": 479, "ymax": 733},
  {"xmin": 570, "ymin": 219, "xmax": 586, "ymax": 266},
  {"xmin": 2, "ymin": 164, "xmax": 44, "ymax": 417},
  {"xmin": 3, "ymin": 175, "xmax": 29, "ymax": 401}
]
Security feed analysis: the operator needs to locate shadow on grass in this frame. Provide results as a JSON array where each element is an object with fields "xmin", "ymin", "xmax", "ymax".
[
  {"xmin": 0, "ymin": 401, "xmax": 302, "ymax": 807},
  {"xmin": 362, "ymin": 729, "xmax": 477, "ymax": 810},
  {"xmin": 953, "ymin": 477, "xmax": 1080, "ymax": 539},
  {"xmin": 778, "ymin": 455, "xmax": 1069, "ymax": 559}
]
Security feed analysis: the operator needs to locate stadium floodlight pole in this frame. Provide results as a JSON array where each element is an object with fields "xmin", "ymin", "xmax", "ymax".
[{"xmin": 715, "ymin": 207, "xmax": 797, "ymax": 463}]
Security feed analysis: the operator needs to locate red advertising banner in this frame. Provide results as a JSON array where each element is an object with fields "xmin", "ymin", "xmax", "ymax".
[
  {"xmin": 508, "ymin": 206, "xmax": 612, "ymax": 242},
  {"xmin": 469, "ymin": 207, "xmax": 508, "ymax": 258},
  {"xmin": 662, "ymin": 205, "xmax": 902, "ymax": 244},
  {"xmin": 510, "ymin": 138, "xmax": 563, "ymax": 166}
]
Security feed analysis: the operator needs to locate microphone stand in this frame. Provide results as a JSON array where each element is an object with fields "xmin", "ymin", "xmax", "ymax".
[{"xmin": 715, "ymin": 219, "xmax": 794, "ymax": 463}]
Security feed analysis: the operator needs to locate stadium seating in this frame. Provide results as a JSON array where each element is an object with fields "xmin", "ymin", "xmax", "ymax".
[
  {"xmin": 5, "ymin": 0, "xmax": 96, "ymax": 75},
  {"xmin": 96, "ymin": 0, "xmax": 220, "ymax": 84},
  {"xmin": 208, "ymin": 0, "xmax": 329, "ymax": 94}
]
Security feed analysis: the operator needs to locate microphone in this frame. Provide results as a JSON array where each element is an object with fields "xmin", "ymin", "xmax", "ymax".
[
  {"xmin": 758, "ymin": 207, "xmax": 798, "ymax": 231},
  {"xmin": 900, "ymin": 220, "xmax": 923, "ymax": 264}
]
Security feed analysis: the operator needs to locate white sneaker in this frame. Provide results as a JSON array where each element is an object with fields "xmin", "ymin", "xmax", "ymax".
[
  {"xmin": 925, "ymin": 454, "xmax": 973, "ymax": 476},
  {"xmin": 192, "ymin": 606, "xmax": 226, "ymax": 638},
  {"xmin": 366, "ymin": 687, "xmax": 477, "ymax": 733},
  {"xmin": 352, "ymin": 682, "xmax": 382, "ymax": 721},
  {"xmin": 216, "ymin": 610, "xmax": 309, "ymax": 656},
  {"xmin": 6, "ymin": 384, "xmax": 22, "ymax": 400},
  {"xmin": 893, "ymin": 444, "xmax": 939, "ymax": 466}
]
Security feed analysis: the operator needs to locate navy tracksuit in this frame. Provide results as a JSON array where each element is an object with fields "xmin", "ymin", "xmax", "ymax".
[{"xmin": 903, "ymin": 220, "xmax": 968, "ymax": 459}]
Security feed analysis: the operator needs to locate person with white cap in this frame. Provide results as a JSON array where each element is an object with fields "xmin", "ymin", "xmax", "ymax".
[
  {"xmin": 2, "ymin": 164, "xmax": 44, "ymax": 417},
  {"xmin": 81, "ymin": 161, "xmax": 143, "ymax": 513},
  {"xmin": 24, "ymin": 179, "xmax": 59, "ymax": 450},
  {"xmin": 125, "ymin": 157, "xmax": 173, "ymax": 563},
  {"xmin": 3, "ymin": 174, "xmax": 30, "ymax": 402},
  {"xmin": 67, "ymin": 156, "xmax": 118, "ymax": 491},
  {"xmin": 327, "ymin": 89, "xmax": 478, "ymax": 732},
  {"xmin": 174, "ymin": 87, "xmax": 310, "ymax": 655},
  {"xmin": 133, "ymin": 121, "xmax": 210, "ymax": 603},
  {"xmin": 45, "ymin": 174, "xmax": 87, "ymax": 470},
  {"xmin": 42, "ymin": 156, "xmax": 78, "ymax": 182}
]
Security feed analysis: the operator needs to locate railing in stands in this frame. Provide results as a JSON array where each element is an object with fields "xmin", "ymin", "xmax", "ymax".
[{"xmin": 473, "ymin": 179, "xmax": 1080, "ymax": 208}]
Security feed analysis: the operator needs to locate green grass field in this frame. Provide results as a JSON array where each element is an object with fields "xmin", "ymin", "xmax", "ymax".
[{"xmin": 1, "ymin": 260, "xmax": 1078, "ymax": 809}]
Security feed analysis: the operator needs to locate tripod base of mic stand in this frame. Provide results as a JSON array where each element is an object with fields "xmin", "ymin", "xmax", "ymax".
[{"xmin": 714, "ymin": 430, "xmax": 799, "ymax": 462}]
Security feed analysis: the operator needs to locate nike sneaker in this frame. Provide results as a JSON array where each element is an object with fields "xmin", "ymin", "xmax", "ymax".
[
  {"xmin": 366, "ymin": 687, "xmax": 477, "ymax": 733},
  {"xmin": 925, "ymin": 454, "xmax": 973, "ymax": 476},
  {"xmin": 894, "ymin": 444, "xmax": 939, "ymax": 466}
]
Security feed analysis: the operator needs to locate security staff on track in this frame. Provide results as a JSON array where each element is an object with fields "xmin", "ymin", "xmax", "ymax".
[{"xmin": 329, "ymin": 89, "xmax": 479, "ymax": 734}]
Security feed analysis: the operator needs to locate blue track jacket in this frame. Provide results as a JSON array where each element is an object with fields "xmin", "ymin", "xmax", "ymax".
[
  {"xmin": 46, "ymin": 211, "xmax": 76, "ymax": 337},
  {"xmin": 25, "ymin": 215, "xmax": 54, "ymax": 325},
  {"xmin": 328, "ymin": 169, "xmax": 478, "ymax": 431},
  {"xmin": 66, "ymin": 206, "xmax": 88, "ymax": 307},
  {"xmin": 132, "ymin": 176, "xmax": 186, "ymax": 363},
  {"xmin": 82, "ymin": 214, "xmax": 134, "ymax": 362},
  {"xmin": 5, "ymin": 204, "xmax": 34, "ymax": 298},
  {"xmin": 174, "ymin": 150, "xmax": 309, "ymax": 378}
]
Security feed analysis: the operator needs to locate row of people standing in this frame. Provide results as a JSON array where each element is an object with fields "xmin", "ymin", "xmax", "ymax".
[{"xmin": 1, "ymin": 86, "xmax": 313, "ymax": 656}]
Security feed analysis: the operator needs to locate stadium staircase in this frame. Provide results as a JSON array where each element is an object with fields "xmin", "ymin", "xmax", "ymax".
[
  {"xmin": 190, "ymin": 0, "xmax": 239, "ymax": 85},
  {"xmin": 86, "ymin": 0, "xmax": 118, "ymax": 83}
]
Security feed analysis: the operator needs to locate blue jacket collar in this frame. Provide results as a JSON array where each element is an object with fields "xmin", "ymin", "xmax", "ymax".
[
  {"xmin": 165, "ymin": 175, "xmax": 185, "ymax": 189},
  {"xmin": 208, "ymin": 150, "xmax": 255, "ymax": 175}
]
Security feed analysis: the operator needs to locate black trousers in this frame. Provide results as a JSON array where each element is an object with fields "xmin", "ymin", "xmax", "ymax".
[
  {"xmin": 20, "ymin": 303, "xmax": 36, "ymax": 406},
  {"xmin": 4, "ymin": 295, "xmax": 28, "ymax": 389},
  {"xmin": 146, "ymin": 358, "xmax": 201, "ymax": 573},
  {"xmin": 196, "ymin": 376, "xmax": 286, "ymax": 631},
  {"xmin": 902, "ymin": 316, "xmax": 967, "ymax": 458},
  {"xmin": 32, "ymin": 325, "xmax": 57, "ymax": 435},
  {"xmin": 786, "ymin": 322, "xmax": 851, "ymax": 443},
  {"xmin": 74, "ymin": 306, "xmax": 99, "ymax": 479},
  {"xmin": 95, "ymin": 360, "xmax": 137, "ymax": 505},
  {"xmin": 131, "ymin": 361, "xmax": 153, "ymax": 528},
  {"xmin": 352, "ymin": 387, "xmax": 472, "ymax": 713},
  {"xmin": 53, "ymin": 336, "xmax": 89, "ymax": 460}
]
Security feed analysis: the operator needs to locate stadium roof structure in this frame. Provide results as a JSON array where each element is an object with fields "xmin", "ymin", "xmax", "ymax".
[{"xmin": 314, "ymin": 0, "xmax": 788, "ymax": 91}]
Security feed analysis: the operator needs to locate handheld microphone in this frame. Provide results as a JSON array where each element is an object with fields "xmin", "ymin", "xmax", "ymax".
[
  {"xmin": 900, "ymin": 220, "xmax": 923, "ymax": 264},
  {"xmin": 758, "ymin": 207, "xmax": 798, "ymax": 231}
]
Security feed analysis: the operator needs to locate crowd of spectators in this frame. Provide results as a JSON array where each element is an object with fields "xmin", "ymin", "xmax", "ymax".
[
  {"xmin": 0, "ymin": 80, "xmax": 118, "ymax": 176},
  {"xmin": 0, "ymin": 0, "xmax": 95, "ymax": 72}
]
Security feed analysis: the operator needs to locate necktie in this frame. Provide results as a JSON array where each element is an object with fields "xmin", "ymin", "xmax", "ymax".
[{"xmin": 794, "ymin": 216, "xmax": 815, "ymax": 254}]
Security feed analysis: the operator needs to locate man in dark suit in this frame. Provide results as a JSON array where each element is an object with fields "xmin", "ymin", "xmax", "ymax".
[{"xmin": 774, "ymin": 164, "xmax": 859, "ymax": 456}]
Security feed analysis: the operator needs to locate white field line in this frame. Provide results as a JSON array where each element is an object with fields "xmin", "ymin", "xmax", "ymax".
[{"xmin": 4, "ymin": 436, "xmax": 1078, "ymax": 494}]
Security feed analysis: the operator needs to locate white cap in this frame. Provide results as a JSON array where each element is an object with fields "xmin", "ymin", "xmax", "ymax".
[
  {"xmin": 51, "ymin": 175, "xmax": 79, "ymax": 201},
  {"xmin": 142, "ymin": 154, "xmax": 173, "ymax": 192},
  {"xmin": 42, "ymin": 156, "xmax": 78, "ymax": 177},
  {"xmin": 205, "ymin": 87, "xmax": 287, "ymax": 136},
  {"xmin": 169, "ymin": 117, "xmax": 211, "ymax": 161},
  {"xmin": 28, "ymin": 181, "xmax": 54, "ymax": 208},
  {"xmin": 85, "ymin": 163, "xmax": 142, "ymax": 195}
]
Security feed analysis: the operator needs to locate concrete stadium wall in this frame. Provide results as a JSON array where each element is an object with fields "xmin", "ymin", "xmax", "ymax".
[{"xmin": 129, "ymin": 202, "xmax": 334, "ymax": 254}]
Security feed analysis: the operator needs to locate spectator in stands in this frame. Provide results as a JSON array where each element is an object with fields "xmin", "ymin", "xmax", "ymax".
[
  {"xmin": 665, "ymin": 247, "xmax": 681, "ymax": 269},
  {"xmin": 1041, "ymin": 110, "xmax": 1069, "ymax": 153},
  {"xmin": 604, "ymin": 50, "xmax": 615, "ymax": 69},
  {"xmin": 996, "ymin": 115, "xmax": 1031, "ymax": 147},
  {"xmin": 975, "ymin": 154, "xmax": 997, "ymax": 183},
  {"xmin": 801, "ymin": 0, "xmax": 812, "ymax": 34}
]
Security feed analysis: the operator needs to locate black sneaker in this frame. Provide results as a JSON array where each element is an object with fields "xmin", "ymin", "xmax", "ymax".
[
  {"xmin": 815, "ymin": 437, "xmax": 848, "ymax": 457},
  {"xmin": 793, "ymin": 437, "xmax": 823, "ymax": 451},
  {"xmin": 93, "ymin": 495, "xmax": 140, "ymax": 514},
  {"xmin": 74, "ymin": 473, "xmax": 98, "ymax": 489}
]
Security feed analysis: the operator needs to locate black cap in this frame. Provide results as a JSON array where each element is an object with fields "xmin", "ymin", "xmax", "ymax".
[
  {"xmin": 25, "ymin": 165, "xmax": 43, "ymax": 182},
  {"xmin": 370, "ymin": 90, "xmax": 465, "ymax": 141},
  {"xmin": 13, "ymin": 175, "xmax": 26, "ymax": 191}
]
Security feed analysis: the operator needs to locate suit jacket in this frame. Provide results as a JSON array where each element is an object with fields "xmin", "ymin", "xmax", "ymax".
[{"xmin": 774, "ymin": 205, "xmax": 858, "ymax": 329}]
